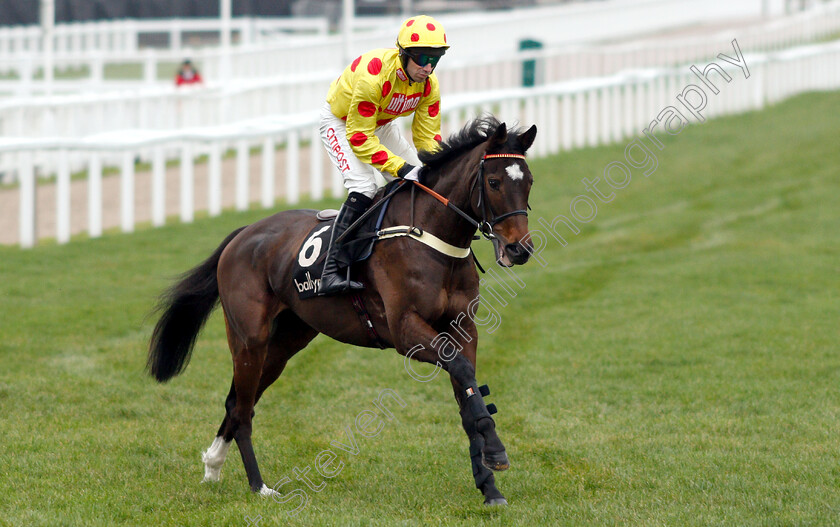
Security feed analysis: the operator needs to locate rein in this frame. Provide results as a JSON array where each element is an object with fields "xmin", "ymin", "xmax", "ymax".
[
  {"xmin": 335, "ymin": 153, "xmax": 530, "ymax": 268},
  {"xmin": 333, "ymin": 181, "xmax": 407, "ymax": 245},
  {"xmin": 412, "ymin": 153, "xmax": 529, "ymax": 240}
]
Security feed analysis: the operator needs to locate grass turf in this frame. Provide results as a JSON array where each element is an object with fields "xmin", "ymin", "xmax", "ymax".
[{"xmin": 0, "ymin": 90, "xmax": 838, "ymax": 526}]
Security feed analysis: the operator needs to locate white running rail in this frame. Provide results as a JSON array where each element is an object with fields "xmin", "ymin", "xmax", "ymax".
[
  {"xmin": 4, "ymin": 0, "xmax": 829, "ymax": 91},
  {"xmin": 0, "ymin": 17, "xmax": 329, "ymax": 60},
  {"xmin": 4, "ymin": 39, "xmax": 839, "ymax": 247},
  {"xmin": 2, "ymin": 1, "xmax": 838, "ymax": 155}
]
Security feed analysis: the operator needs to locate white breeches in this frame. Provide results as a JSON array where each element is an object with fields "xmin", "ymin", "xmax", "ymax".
[{"xmin": 319, "ymin": 102, "xmax": 421, "ymax": 199}]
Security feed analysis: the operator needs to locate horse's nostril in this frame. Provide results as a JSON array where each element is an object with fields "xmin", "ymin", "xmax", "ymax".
[{"xmin": 503, "ymin": 243, "xmax": 531, "ymax": 264}]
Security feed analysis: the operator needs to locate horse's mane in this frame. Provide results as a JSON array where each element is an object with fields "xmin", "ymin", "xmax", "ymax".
[{"xmin": 418, "ymin": 115, "xmax": 527, "ymax": 168}]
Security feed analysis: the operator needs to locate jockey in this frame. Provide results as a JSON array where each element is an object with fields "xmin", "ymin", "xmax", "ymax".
[{"xmin": 317, "ymin": 15, "xmax": 449, "ymax": 296}]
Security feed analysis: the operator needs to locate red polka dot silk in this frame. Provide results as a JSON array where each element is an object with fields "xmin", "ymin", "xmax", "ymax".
[
  {"xmin": 358, "ymin": 101, "xmax": 377, "ymax": 117},
  {"xmin": 371, "ymin": 151, "xmax": 389, "ymax": 165},
  {"xmin": 367, "ymin": 58, "xmax": 383, "ymax": 75},
  {"xmin": 350, "ymin": 132, "xmax": 368, "ymax": 146},
  {"xmin": 325, "ymin": 48, "xmax": 442, "ymax": 178}
]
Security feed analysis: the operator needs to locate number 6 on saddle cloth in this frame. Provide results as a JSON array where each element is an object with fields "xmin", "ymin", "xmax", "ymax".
[{"xmin": 291, "ymin": 179, "xmax": 464, "ymax": 300}]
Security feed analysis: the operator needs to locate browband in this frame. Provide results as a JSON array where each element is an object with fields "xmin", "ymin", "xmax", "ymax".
[{"xmin": 483, "ymin": 154, "xmax": 526, "ymax": 160}]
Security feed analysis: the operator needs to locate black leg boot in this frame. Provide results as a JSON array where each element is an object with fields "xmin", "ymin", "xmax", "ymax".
[
  {"xmin": 317, "ymin": 192, "xmax": 371, "ymax": 296},
  {"xmin": 465, "ymin": 420, "xmax": 507, "ymax": 505},
  {"xmin": 460, "ymin": 382, "xmax": 509, "ymax": 472}
]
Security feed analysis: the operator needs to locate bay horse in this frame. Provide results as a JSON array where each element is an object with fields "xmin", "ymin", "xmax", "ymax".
[{"xmin": 147, "ymin": 116, "xmax": 537, "ymax": 506}]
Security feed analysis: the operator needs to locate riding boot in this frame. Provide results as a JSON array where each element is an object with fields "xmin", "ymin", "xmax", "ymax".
[{"xmin": 318, "ymin": 192, "xmax": 371, "ymax": 296}]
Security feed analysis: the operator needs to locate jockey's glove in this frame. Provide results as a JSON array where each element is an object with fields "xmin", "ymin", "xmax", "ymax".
[{"xmin": 399, "ymin": 163, "xmax": 425, "ymax": 184}]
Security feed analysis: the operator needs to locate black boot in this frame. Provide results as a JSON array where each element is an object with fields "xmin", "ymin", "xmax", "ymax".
[{"xmin": 318, "ymin": 192, "xmax": 371, "ymax": 296}]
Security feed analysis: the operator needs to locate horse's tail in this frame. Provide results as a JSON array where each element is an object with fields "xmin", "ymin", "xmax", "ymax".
[{"xmin": 147, "ymin": 226, "xmax": 247, "ymax": 383}]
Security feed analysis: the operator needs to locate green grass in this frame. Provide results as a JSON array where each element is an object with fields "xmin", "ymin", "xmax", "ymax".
[
  {"xmin": 816, "ymin": 30, "xmax": 840, "ymax": 43},
  {"xmin": 1, "ymin": 91, "xmax": 839, "ymax": 526}
]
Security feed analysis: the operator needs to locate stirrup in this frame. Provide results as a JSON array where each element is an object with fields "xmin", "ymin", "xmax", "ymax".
[{"xmin": 318, "ymin": 267, "xmax": 363, "ymax": 296}]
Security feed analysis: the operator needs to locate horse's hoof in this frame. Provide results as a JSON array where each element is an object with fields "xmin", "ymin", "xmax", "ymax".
[
  {"xmin": 202, "ymin": 465, "xmax": 222, "ymax": 482},
  {"xmin": 484, "ymin": 497, "xmax": 508, "ymax": 506},
  {"xmin": 482, "ymin": 451, "xmax": 510, "ymax": 472}
]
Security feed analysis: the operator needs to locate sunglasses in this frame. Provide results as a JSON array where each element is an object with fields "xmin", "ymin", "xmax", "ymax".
[{"xmin": 407, "ymin": 51, "xmax": 443, "ymax": 68}]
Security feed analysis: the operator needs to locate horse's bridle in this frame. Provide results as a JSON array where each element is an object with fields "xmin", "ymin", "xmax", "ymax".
[
  {"xmin": 400, "ymin": 153, "xmax": 530, "ymax": 243},
  {"xmin": 337, "ymin": 153, "xmax": 530, "ymax": 264},
  {"xmin": 470, "ymin": 153, "xmax": 530, "ymax": 242}
]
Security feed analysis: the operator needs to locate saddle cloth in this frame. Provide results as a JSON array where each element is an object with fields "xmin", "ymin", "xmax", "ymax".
[
  {"xmin": 290, "ymin": 180, "xmax": 471, "ymax": 300},
  {"xmin": 291, "ymin": 194, "xmax": 392, "ymax": 300}
]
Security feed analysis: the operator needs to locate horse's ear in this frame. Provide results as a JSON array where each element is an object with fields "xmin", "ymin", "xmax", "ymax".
[
  {"xmin": 518, "ymin": 124, "xmax": 537, "ymax": 153},
  {"xmin": 485, "ymin": 122, "xmax": 508, "ymax": 152}
]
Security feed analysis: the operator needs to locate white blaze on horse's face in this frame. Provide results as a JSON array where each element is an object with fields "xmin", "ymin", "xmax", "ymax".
[{"xmin": 505, "ymin": 163, "xmax": 524, "ymax": 181}]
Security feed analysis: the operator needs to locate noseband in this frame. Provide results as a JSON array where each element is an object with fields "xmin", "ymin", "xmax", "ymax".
[{"xmin": 471, "ymin": 153, "xmax": 530, "ymax": 241}]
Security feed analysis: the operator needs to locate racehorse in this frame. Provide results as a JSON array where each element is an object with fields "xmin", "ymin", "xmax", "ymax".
[{"xmin": 147, "ymin": 116, "xmax": 537, "ymax": 506}]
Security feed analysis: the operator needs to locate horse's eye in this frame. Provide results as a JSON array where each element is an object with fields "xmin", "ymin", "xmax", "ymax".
[{"xmin": 488, "ymin": 179, "xmax": 501, "ymax": 190}]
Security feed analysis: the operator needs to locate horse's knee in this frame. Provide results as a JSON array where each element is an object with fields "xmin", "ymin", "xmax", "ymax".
[
  {"xmin": 229, "ymin": 408, "xmax": 250, "ymax": 426},
  {"xmin": 447, "ymin": 354, "xmax": 476, "ymax": 386},
  {"xmin": 223, "ymin": 406, "xmax": 252, "ymax": 437}
]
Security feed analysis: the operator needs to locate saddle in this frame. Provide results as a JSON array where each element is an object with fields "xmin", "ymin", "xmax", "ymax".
[
  {"xmin": 291, "ymin": 182, "xmax": 402, "ymax": 300},
  {"xmin": 291, "ymin": 180, "xmax": 476, "ymax": 299}
]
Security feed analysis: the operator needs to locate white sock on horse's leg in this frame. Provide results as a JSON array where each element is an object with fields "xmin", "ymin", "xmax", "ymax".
[
  {"xmin": 259, "ymin": 484, "xmax": 280, "ymax": 497},
  {"xmin": 202, "ymin": 436, "xmax": 232, "ymax": 482}
]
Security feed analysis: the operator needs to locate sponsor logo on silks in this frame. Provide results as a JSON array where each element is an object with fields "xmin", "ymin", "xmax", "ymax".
[
  {"xmin": 396, "ymin": 69, "xmax": 408, "ymax": 82},
  {"xmin": 326, "ymin": 127, "xmax": 351, "ymax": 173},
  {"xmin": 294, "ymin": 271, "xmax": 321, "ymax": 293},
  {"xmin": 384, "ymin": 93, "xmax": 421, "ymax": 115}
]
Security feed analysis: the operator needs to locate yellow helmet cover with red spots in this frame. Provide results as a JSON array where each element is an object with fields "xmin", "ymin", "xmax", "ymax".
[
  {"xmin": 397, "ymin": 15, "xmax": 449, "ymax": 50},
  {"xmin": 327, "ymin": 48, "xmax": 442, "ymax": 177}
]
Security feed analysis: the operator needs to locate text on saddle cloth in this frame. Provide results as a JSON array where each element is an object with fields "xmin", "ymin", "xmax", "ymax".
[
  {"xmin": 293, "ymin": 179, "xmax": 478, "ymax": 300},
  {"xmin": 292, "ymin": 210, "xmax": 383, "ymax": 300}
]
